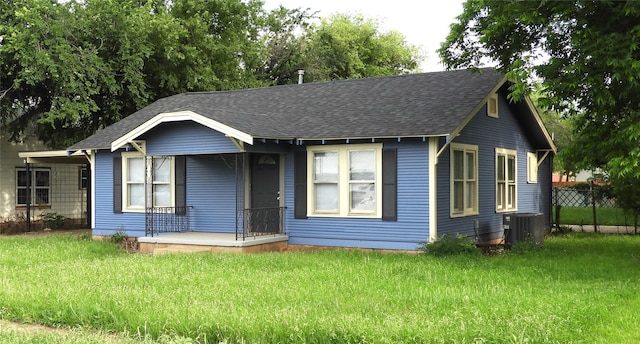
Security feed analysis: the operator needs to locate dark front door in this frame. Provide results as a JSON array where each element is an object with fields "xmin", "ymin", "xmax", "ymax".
[{"xmin": 250, "ymin": 154, "xmax": 280, "ymax": 233}]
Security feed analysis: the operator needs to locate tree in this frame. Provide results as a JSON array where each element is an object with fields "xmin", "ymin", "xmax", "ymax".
[
  {"xmin": 257, "ymin": 6, "xmax": 316, "ymax": 85},
  {"xmin": 438, "ymin": 0, "xmax": 640, "ymax": 180},
  {"xmin": 529, "ymin": 87, "xmax": 576, "ymax": 179},
  {"xmin": 1, "ymin": 1, "xmax": 423, "ymax": 148},
  {"xmin": 167, "ymin": 0, "xmax": 266, "ymax": 91},
  {"xmin": 0, "ymin": 0, "xmax": 266, "ymax": 148},
  {"xmin": 301, "ymin": 14, "xmax": 422, "ymax": 82}
]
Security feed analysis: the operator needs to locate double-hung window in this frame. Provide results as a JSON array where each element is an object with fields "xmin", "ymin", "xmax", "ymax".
[
  {"xmin": 308, "ymin": 144, "xmax": 382, "ymax": 217},
  {"xmin": 152, "ymin": 156, "xmax": 172, "ymax": 207},
  {"xmin": 122, "ymin": 153, "xmax": 174, "ymax": 212},
  {"xmin": 79, "ymin": 166, "xmax": 89, "ymax": 189},
  {"xmin": 450, "ymin": 143, "xmax": 478, "ymax": 217},
  {"xmin": 527, "ymin": 152, "xmax": 538, "ymax": 183},
  {"xmin": 496, "ymin": 148, "xmax": 517, "ymax": 212},
  {"xmin": 16, "ymin": 168, "xmax": 51, "ymax": 206}
]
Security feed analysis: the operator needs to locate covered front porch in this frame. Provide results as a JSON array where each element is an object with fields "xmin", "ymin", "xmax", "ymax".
[
  {"xmin": 138, "ymin": 150, "xmax": 288, "ymax": 253},
  {"xmin": 142, "ymin": 203, "xmax": 288, "ymax": 253}
]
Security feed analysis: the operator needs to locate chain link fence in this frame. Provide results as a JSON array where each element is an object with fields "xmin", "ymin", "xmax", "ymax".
[
  {"xmin": 553, "ymin": 184, "xmax": 616, "ymax": 208},
  {"xmin": 552, "ymin": 183, "xmax": 639, "ymax": 234}
]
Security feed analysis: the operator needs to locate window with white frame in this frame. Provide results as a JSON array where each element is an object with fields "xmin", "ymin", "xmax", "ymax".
[
  {"xmin": 152, "ymin": 156, "xmax": 172, "ymax": 207},
  {"xmin": 450, "ymin": 143, "xmax": 478, "ymax": 217},
  {"xmin": 496, "ymin": 148, "xmax": 517, "ymax": 212},
  {"xmin": 527, "ymin": 152, "xmax": 538, "ymax": 183},
  {"xmin": 79, "ymin": 166, "xmax": 88, "ymax": 189},
  {"xmin": 307, "ymin": 144, "xmax": 382, "ymax": 217},
  {"xmin": 16, "ymin": 168, "xmax": 50, "ymax": 206},
  {"xmin": 122, "ymin": 153, "xmax": 174, "ymax": 211},
  {"xmin": 487, "ymin": 93, "xmax": 498, "ymax": 118}
]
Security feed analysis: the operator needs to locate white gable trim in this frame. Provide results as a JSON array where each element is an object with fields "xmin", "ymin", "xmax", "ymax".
[
  {"xmin": 435, "ymin": 77, "xmax": 509, "ymax": 160},
  {"xmin": 110, "ymin": 110, "xmax": 254, "ymax": 152},
  {"xmin": 523, "ymin": 97, "xmax": 557, "ymax": 153}
]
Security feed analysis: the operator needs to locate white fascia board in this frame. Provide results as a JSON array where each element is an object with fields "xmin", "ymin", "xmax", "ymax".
[
  {"xmin": 111, "ymin": 110, "xmax": 254, "ymax": 152},
  {"xmin": 18, "ymin": 150, "xmax": 83, "ymax": 158},
  {"xmin": 18, "ymin": 150, "xmax": 88, "ymax": 164}
]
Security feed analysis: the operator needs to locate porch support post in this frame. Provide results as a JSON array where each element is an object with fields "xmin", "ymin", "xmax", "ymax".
[
  {"xmin": 145, "ymin": 155, "xmax": 152, "ymax": 236},
  {"xmin": 25, "ymin": 161, "xmax": 31, "ymax": 232},
  {"xmin": 429, "ymin": 137, "xmax": 438, "ymax": 242},
  {"xmin": 235, "ymin": 153, "xmax": 245, "ymax": 240},
  {"xmin": 85, "ymin": 163, "xmax": 92, "ymax": 228},
  {"xmin": 235, "ymin": 154, "xmax": 238, "ymax": 240}
]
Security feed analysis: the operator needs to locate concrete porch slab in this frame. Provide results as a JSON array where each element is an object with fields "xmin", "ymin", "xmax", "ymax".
[{"xmin": 137, "ymin": 232, "xmax": 289, "ymax": 254}]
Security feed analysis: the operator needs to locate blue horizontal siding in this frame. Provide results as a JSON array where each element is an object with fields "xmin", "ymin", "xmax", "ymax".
[
  {"xmin": 144, "ymin": 121, "xmax": 239, "ymax": 155},
  {"xmin": 93, "ymin": 151, "xmax": 146, "ymax": 237},
  {"xmin": 286, "ymin": 141, "xmax": 430, "ymax": 250},
  {"xmin": 93, "ymin": 151, "xmax": 241, "ymax": 237},
  {"xmin": 187, "ymin": 155, "xmax": 240, "ymax": 233},
  {"xmin": 437, "ymin": 92, "xmax": 549, "ymax": 238}
]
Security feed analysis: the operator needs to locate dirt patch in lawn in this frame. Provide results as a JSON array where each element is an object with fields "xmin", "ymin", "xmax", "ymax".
[{"xmin": 0, "ymin": 319, "xmax": 133, "ymax": 342}]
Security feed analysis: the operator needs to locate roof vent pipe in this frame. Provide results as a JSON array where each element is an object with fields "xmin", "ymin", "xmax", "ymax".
[{"xmin": 297, "ymin": 69, "xmax": 305, "ymax": 84}]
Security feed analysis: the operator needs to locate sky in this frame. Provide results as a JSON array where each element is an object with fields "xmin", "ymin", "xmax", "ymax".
[{"xmin": 262, "ymin": 0, "xmax": 466, "ymax": 72}]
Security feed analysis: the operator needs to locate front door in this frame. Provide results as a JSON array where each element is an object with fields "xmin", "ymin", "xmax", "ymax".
[{"xmin": 250, "ymin": 154, "xmax": 280, "ymax": 233}]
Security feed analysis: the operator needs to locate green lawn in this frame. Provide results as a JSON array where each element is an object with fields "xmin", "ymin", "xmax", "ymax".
[
  {"xmin": 1, "ymin": 233, "xmax": 639, "ymax": 343},
  {"xmin": 555, "ymin": 206, "xmax": 638, "ymax": 226}
]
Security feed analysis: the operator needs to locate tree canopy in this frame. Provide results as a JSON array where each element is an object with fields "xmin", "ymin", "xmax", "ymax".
[
  {"xmin": 0, "ymin": 0, "xmax": 422, "ymax": 148},
  {"xmin": 301, "ymin": 14, "xmax": 421, "ymax": 82},
  {"xmin": 258, "ymin": 12, "xmax": 421, "ymax": 85},
  {"xmin": 438, "ymin": 0, "xmax": 640, "ymax": 179}
]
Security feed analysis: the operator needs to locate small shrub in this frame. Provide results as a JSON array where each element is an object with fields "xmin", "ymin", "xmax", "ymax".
[
  {"xmin": 41, "ymin": 212, "xmax": 65, "ymax": 230},
  {"xmin": 110, "ymin": 229, "xmax": 127, "ymax": 245},
  {"xmin": 418, "ymin": 234, "xmax": 480, "ymax": 257},
  {"xmin": 110, "ymin": 228, "xmax": 139, "ymax": 252}
]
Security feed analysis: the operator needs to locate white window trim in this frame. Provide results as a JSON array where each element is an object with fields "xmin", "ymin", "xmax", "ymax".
[
  {"xmin": 487, "ymin": 93, "xmax": 499, "ymax": 118},
  {"xmin": 496, "ymin": 148, "xmax": 517, "ymax": 213},
  {"xmin": 151, "ymin": 156, "xmax": 175, "ymax": 208},
  {"xmin": 121, "ymin": 152, "xmax": 175, "ymax": 213},
  {"xmin": 450, "ymin": 143, "xmax": 479, "ymax": 217},
  {"xmin": 16, "ymin": 168, "xmax": 51, "ymax": 206},
  {"xmin": 307, "ymin": 143, "xmax": 383, "ymax": 218},
  {"xmin": 122, "ymin": 152, "xmax": 145, "ymax": 212},
  {"xmin": 527, "ymin": 152, "xmax": 538, "ymax": 183}
]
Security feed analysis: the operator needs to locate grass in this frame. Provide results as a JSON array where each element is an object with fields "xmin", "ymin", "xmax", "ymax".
[
  {"xmin": 555, "ymin": 206, "xmax": 639, "ymax": 227},
  {"xmin": 1, "ymin": 233, "xmax": 640, "ymax": 343}
]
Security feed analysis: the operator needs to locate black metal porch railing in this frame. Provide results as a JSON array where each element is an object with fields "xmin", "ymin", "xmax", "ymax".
[
  {"xmin": 237, "ymin": 207, "xmax": 285, "ymax": 240},
  {"xmin": 145, "ymin": 206, "xmax": 193, "ymax": 237}
]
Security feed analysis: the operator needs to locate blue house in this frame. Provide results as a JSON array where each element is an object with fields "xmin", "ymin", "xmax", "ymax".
[{"xmin": 65, "ymin": 68, "xmax": 555, "ymax": 252}]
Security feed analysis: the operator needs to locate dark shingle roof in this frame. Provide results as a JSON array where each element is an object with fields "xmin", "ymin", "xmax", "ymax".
[{"xmin": 69, "ymin": 68, "xmax": 506, "ymax": 150}]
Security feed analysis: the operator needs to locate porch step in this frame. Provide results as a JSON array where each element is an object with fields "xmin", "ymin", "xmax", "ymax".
[{"xmin": 153, "ymin": 247, "xmax": 211, "ymax": 255}]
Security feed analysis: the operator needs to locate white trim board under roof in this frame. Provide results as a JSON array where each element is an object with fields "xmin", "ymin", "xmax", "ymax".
[
  {"xmin": 19, "ymin": 150, "xmax": 89, "ymax": 164},
  {"xmin": 110, "ymin": 110, "xmax": 254, "ymax": 152}
]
